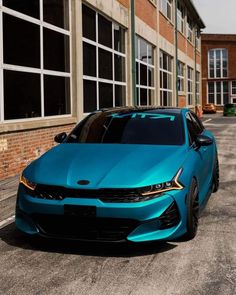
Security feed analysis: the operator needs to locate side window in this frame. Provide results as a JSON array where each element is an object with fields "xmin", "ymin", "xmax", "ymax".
[
  {"xmin": 186, "ymin": 113, "xmax": 197, "ymax": 146},
  {"xmin": 190, "ymin": 112, "xmax": 204, "ymax": 134}
]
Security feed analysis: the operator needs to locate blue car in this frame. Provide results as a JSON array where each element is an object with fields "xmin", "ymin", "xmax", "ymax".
[{"xmin": 16, "ymin": 107, "xmax": 219, "ymax": 242}]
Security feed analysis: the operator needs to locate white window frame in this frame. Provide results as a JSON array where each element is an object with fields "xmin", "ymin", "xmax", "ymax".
[
  {"xmin": 187, "ymin": 66, "xmax": 193, "ymax": 106},
  {"xmin": 160, "ymin": 50, "xmax": 173, "ymax": 106},
  {"xmin": 232, "ymin": 80, "xmax": 236, "ymax": 95},
  {"xmin": 177, "ymin": 60, "xmax": 185, "ymax": 92},
  {"xmin": 187, "ymin": 16, "xmax": 193, "ymax": 43},
  {"xmin": 196, "ymin": 71, "xmax": 200, "ymax": 104},
  {"xmin": 208, "ymin": 48, "xmax": 228, "ymax": 79},
  {"xmin": 207, "ymin": 81, "xmax": 229, "ymax": 105},
  {"xmin": 177, "ymin": 1, "xmax": 185, "ymax": 34},
  {"xmin": 160, "ymin": 0, "xmax": 172, "ymax": 21},
  {"xmin": 82, "ymin": 9, "xmax": 127, "ymax": 113},
  {"xmin": 136, "ymin": 36, "xmax": 155, "ymax": 106},
  {"xmin": 0, "ymin": 0, "xmax": 72, "ymax": 123}
]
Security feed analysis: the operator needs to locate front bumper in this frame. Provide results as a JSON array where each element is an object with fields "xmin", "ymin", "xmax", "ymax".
[{"xmin": 16, "ymin": 184, "xmax": 188, "ymax": 242}]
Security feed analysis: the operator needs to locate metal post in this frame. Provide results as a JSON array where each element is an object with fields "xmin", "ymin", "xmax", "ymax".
[{"xmin": 131, "ymin": 0, "xmax": 137, "ymax": 106}]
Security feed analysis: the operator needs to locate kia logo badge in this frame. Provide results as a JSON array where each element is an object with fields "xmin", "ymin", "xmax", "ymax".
[{"xmin": 77, "ymin": 180, "xmax": 90, "ymax": 185}]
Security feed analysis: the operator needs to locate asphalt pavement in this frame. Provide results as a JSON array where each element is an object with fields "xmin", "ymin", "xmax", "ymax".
[{"xmin": 0, "ymin": 114, "xmax": 235, "ymax": 295}]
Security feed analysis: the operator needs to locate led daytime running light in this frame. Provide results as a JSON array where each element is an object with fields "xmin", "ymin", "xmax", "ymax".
[
  {"xmin": 20, "ymin": 175, "xmax": 36, "ymax": 191},
  {"xmin": 141, "ymin": 168, "xmax": 184, "ymax": 196}
]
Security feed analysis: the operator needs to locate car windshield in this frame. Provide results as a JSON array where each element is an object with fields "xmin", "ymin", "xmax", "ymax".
[{"xmin": 66, "ymin": 110, "xmax": 185, "ymax": 145}]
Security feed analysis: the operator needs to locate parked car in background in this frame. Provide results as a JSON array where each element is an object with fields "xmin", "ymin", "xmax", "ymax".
[
  {"xmin": 16, "ymin": 107, "xmax": 219, "ymax": 243},
  {"xmin": 223, "ymin": 103, "xmax": 236, "ymax": 116},
  {"xmin": 203, "ymin": 103, "xmax": 217, "ymax": 114}
]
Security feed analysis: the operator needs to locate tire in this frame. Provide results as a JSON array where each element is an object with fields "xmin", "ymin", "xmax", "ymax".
[
  {"xmin": 185, "ymin": 178, "xmax": 199, "ymax": 240},
  {"xmin": 212, "ymin": 157, "xmax": 219, "ymax": 193}
]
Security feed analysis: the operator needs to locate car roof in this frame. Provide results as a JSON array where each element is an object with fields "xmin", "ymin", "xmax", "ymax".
[{"xmin": 95, "ymin": 106, "xmax": 188, "ymax": 115}]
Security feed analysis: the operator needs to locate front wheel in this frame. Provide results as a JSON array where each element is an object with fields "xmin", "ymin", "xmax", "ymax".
[{"xmin": 185, "ymin": 178, "xmax": 199, "ymax": 240}]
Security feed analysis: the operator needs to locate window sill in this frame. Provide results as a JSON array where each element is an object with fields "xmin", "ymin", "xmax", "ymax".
[
  {"xmin": 148, "ymin": 0, "xmax": 157, "ymax": 8},
  {"xmin": 0, "ymin": 117, "xmax": 77, "ymax": 134}
]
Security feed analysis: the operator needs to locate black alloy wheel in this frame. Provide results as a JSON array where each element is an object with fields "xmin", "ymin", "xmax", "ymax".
[{"xmin": 185, "ymin": 178, "xmax": 199, "ymax": 240}]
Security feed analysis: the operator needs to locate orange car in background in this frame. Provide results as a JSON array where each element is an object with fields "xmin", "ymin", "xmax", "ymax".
[{"xmin": 203, "ymin": 104, "xmax": 217, "ymax": 114}]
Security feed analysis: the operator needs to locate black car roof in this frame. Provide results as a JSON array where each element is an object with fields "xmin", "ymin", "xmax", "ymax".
[{"xmin": 97, "ymin": 106, "xmax": 184, "ymax": 115}]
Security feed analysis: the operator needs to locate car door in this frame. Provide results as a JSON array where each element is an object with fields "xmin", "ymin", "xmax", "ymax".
[{"xmin": 186, "ymin": 112, "xmax": 213, "ymax": 204}]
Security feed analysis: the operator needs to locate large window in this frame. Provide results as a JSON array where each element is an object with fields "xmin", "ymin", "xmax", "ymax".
[
  {"xmin": 135, "ymin": 36, "xmax": 155, "ymax": 106},
  {"xmin": 232, "ymin": 81, "xmax": 236, "ymax": 95},
  {"xmin": 208, "ymin": 81, "xmax": 229, "ymax": 105},
  {"xmin": 187, "ymin": 66, "xmax": 193, "ymax": 106},
  {"xmin": 196, "ymin": 71, "xmax": 200, "ymax": 104},
  {"xmin": 82, "ymin": 5, "xmax": 126, "ymax": 113},
  {"xmin": 208, "ymin": 49, "xmax": 228, "ymax": 78},
  {"xmin": 177, "ymin": 61, "xmax": 185, "ymax": 92},
  {"xmin": 160, "ymin": 51, "xmax": 173, "ymax": 106},
  {"xmin": 177, "ymin": 1, "xmax": 185, "ymax": 34},
  {"xmin": 160, "ymin": 0, "xmax": 172, "ymax": 21},
  {"xmin": 1, "ymin": 0, "xmax": 71, "ymax": 121},
  {"xmin": 187, "ymin": 16, "xmax": 194, "ymax": 43}
]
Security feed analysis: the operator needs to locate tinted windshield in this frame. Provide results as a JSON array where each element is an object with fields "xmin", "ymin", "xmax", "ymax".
[{"xmin": 66, "ymin": 110, "xmax": 185, "ymax": 145}]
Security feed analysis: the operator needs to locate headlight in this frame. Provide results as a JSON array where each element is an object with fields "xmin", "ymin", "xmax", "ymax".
[
  {"xmin": 20, "ymin": 174, "xmax": 36, "ymax": 191},
  {"xmin": 141, "ymin": 168, "xmax": 184, "ymax": 196}
]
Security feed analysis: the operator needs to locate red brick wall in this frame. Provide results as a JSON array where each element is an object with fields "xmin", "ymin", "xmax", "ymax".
[
  {"xmin": 136, "ymin": 0, "xmax": 157, "ymax": 30},
  {"xmin": 178, "ymin": 33, "xmax": 186, "ymax": 53},
  {"xmin": 159, "ymin": 12, "xmax": 174, "ymax": 44},
  {"xmin": 0, "ymin": 124, "xmax": 75, "ymax": 180}
]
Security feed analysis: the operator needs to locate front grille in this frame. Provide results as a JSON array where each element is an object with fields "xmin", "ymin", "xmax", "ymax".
[
  {"xmin": 26, "ymin": 184, "xmax": 157, "ymax": 203},
  {"xmin": 32, "ymin": 214, "xmax": 139, "ymax": 241},
  {"xmin": 158, "ymin": 202, "xmax": 180, "ymax": 229}
]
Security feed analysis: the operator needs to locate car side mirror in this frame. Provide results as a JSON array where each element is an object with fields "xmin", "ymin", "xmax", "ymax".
[
  {"xmin": 196, "ymin": 135, "xmax": 213, "ymax": 147},
  {"xmin": 54, "ymin": 132, "xmax": 67, "ymax": 143}
]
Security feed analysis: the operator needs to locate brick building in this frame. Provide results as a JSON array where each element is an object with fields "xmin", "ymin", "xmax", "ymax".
[
  {"xmin": 201, "ymin": 33, "xmax": 236, "ymax": 108},
  {"xmin": 0, "ymin": 0, "xmax": 204, "ymax": 180}
]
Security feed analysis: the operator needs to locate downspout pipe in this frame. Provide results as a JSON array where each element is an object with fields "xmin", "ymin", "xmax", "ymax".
[
  {"xmin": 194, "ymin": 27, "xmax": 198, "ymax": 110},
  {"xmin": 175, "ymin": 0, "xmax": 179, "ymax": 107},
  {"xmin": 131, "ymin": 0, "xmax": 137, "ymax": 106}
]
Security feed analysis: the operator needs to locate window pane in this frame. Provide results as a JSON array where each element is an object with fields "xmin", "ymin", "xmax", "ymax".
[
  {"xmin": 140, "ymin": 64, "xmax": 147, "ymax": 86},
  {"xmin": 223, "ymin": 94, "xmax": 229, "ymax": 104},
  {"xmin": 98, "ymin": 49, "xmax": 112, "ymax": 80},
  {"xmin": 114, "ymin": 24, "xmax": 125, "ymax": 53},
  {"xmin": 44, "ymin": 75, "xmax": 70, "ymax": 116},
  {"xmin": 4, "ymin": 70, "xmax": 41, "ymax": 120},
  {"xmin": 149, "ymin": 89, "xmax": 154, "ymax": 105},
  {"xmin": 83, "ymin": 42, "xmax": 96, "ymax": 76},
  {"xmin": 115, "ymin": 55, "xmax": 125, "ymax": 82},
  {"xmin": 82, "ymin": 4, "xmax": 96, "ymax": 41},
  {"xmin": 139, "ymin": 39, "xmax": 147, "ymax": 62},
  {"xmin": 44, "ymin": 28, "xmax": 70, "ymax": 72},
  {"xmin": 208, "ymin": 94, "xmax": 214, "ymax": 103},
  {"xmin": 115, "ymin": 85, "xmax": 125, "ymax": 106},
  {"xmin": 3, "ymin": 0, "xmax": 39, "ymax": 19},
  {"xmin": 136, "ymin": 62, "xmax": 139, "ymax": 84},
  {"xmin": 99, "ymin": 83, "xmax": 113, "ymax": 108},
  {"xmin": 140, "ymin": 88, "xmax": 147, "ymax": 105},
  {"xmin": 3, "ymin": 13, "xmax": 40, "ymax": 68},
  {"xmin": 43, "ymin": 0, "xmax": 69, "ymax": 29},
  {"xmin": 98, "ymin": 15, "xmax": 112, "ymax": 48},
  {"xmin": 148, "ymin": 67, "xmax": 154, "ymax": 87},
  {"xmin": 83, "ymin": 80, "xmax": 97, "ymax": 112},
  {"xmin": 147, "ymin": 45, "xmax": 153, "ymax": 65}
]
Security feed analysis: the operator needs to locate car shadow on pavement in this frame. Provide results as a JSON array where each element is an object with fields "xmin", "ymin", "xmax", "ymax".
[{"xmin": 0, "ymin": 222, "xmax": 177, "ymax": 257}]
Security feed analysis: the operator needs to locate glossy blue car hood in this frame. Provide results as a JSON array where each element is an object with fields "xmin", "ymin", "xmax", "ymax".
[{"xmin": 24, "ymin": 143, "xmax": 188, "ymax": 189}]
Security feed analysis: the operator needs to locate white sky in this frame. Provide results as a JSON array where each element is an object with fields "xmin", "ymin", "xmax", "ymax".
[{"xmin": 193, "ymin": 0, "xmax": 236, "ymax": 34}]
